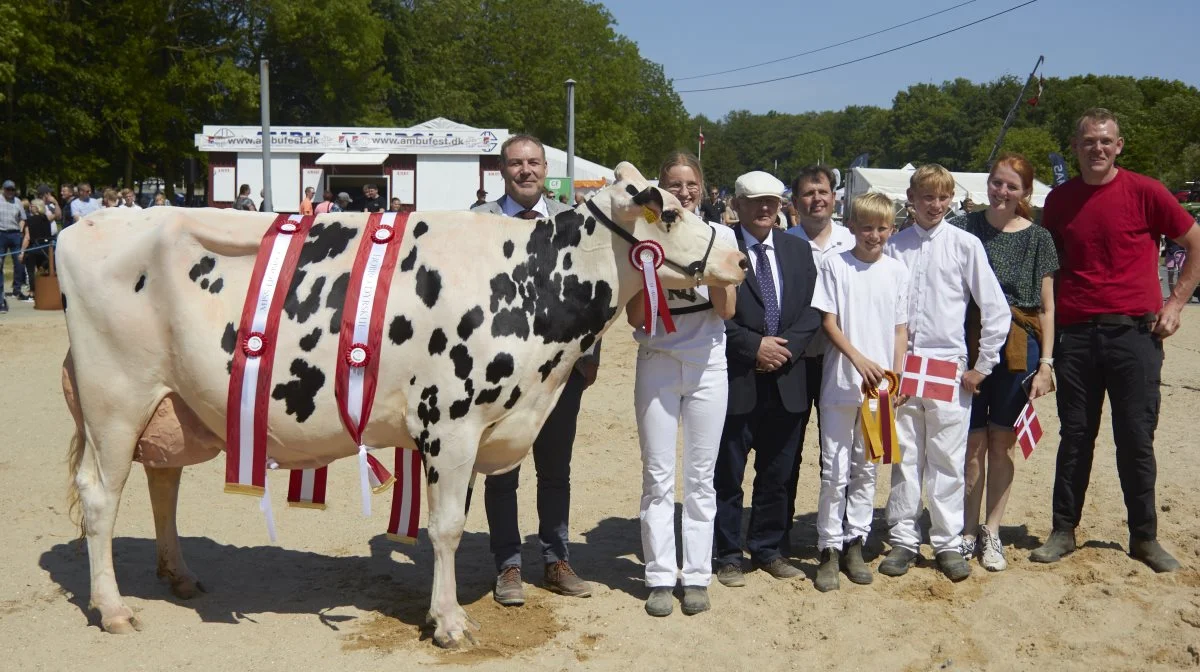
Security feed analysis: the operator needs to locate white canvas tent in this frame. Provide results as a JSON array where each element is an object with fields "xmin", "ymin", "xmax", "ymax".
[{"xmin": 848, "ymin": 165, "xmax": 1051, "ymax": 208}]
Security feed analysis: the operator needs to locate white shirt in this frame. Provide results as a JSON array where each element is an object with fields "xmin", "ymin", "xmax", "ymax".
[
  {"xmin": 633, "ymin": 223, "xmax": 735, "ymax": 369},
  {"xmin": 885, "ymin": 219, "xmax": 1010, "ymax": 376},
  {"xmin": 788, "ymin": 222, "xmax": 856, "ymax": 357},
  {"xmin": 812, "ymin": 251, "xmax": 909, "ymax": 406},
  {"xmin": 740, "ymin": 225, "xmax": 783, "ymax": 305},
  {"xmin": 500, "ymin": 194, "xmax": 549, "ymax": 218}
]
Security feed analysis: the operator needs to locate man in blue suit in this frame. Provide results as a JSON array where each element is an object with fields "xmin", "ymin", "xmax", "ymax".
[{"xmin": 713, "ymin": 171, "xmax": 821, "ymax": 586}]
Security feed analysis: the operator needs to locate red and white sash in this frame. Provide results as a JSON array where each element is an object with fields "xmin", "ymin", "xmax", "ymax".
[
  {"xmin": 226, "ymin": 214, "xmax": 313, "ymax": 496},
  {"xmin": 387, "ymin": 447, "xmax": 423, "ymax": 544}
]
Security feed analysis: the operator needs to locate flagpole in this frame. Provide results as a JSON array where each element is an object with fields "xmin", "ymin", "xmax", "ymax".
[
  {"xmin": 698, "ymin": 126, "xmax": 703, "ymax": 161},
  {"xmin": 985, "ymin": 54, "xmax": 1045, "ymax": 168}
]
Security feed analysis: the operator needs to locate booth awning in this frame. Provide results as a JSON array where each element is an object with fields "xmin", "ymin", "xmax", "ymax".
[{"xmin": 315, "ymin": 152, "xmax": 389, "ymax": 166}]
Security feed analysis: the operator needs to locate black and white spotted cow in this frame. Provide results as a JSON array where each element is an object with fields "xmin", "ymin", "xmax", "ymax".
[{"xmin": 56, "ymin": 162, "xmax": 745, "ymax": 648}]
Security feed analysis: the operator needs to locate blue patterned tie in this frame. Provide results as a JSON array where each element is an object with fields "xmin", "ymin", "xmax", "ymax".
[{"xmin": 753, "ymin": 243, "xmax": 780, "ymax": 336}]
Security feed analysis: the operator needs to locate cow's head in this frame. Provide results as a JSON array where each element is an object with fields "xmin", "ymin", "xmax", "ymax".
[{"xmin": 584, "ymin": 162, "xmax": 745, "ymax": 289}]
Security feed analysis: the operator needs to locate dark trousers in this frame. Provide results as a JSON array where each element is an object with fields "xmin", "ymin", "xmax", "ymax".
[
  {"xmin": 714, "ymin": 375, "xmax": 809, "ymax": 566},
  {"xmin": 1052, "ymin": 323, "xmax": 1163, "ymax": 540},
  {"xmin": 484, "ymin": 369, "xmax": 586, "ymax": 571},
  {"xmin": 0, "ymin": 230, "xmax": 26, "ymax": 294},
  {"xmin": 784, "ymin": 357, "xmax": 821, "ymax": 546}
]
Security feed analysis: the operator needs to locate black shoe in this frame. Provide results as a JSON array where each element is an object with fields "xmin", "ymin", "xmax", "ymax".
[
  {"xmin": 814, "ymin": 548, "xmax": 840, "ymax": 592},
  {"xmin": 644, "ymin": 587, "xmax": 673, "ymax": 617},
  {"xmin": 681, "ymin": 586, "xmax": 710, "ymax": 615},
  {"xmin": 879, "ymin": 546, "xmax": 918, "ymax": 577},
  {"xmin": 936, "ymin": 550, "xmax": 971, "ymax": 582},
  {"xmin": 0, "ymin": 300, "xmax": 8, "ymax": 314},
  {"xmin": 1030, "ymin": 529, "xmax": 1077, "ymax": 564},
  {"xmin": 1130, "ymin": 538, "xmax": 1181, "ymax": 573},
  {"xmin": 715, "ymin": 563, "xmax": 746, "ymax": 588},
  {"xmin": 842, "ymin": 537, "xmax": 874, "ymax": 585}
]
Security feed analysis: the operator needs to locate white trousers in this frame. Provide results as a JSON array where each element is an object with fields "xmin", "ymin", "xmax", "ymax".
[
  {"xmin": 885, "ymin": 393, "xmax": 971, "ymax": 553},
  {"xmin": 816, "ymin": 404, "xmax": 877, "ymax": 551},
  {"xmin": 634, "ymin": 349, "xmax": 727, "ymax": 588}
]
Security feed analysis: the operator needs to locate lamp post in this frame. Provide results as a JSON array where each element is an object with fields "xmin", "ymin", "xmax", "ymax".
[
  {"xmin": 565, "ymin": 79, "xmax": 576, "ymax": 188},
  {"xmin": 260, "ymin": 59, "xmax": 273, "ymax": 213}
]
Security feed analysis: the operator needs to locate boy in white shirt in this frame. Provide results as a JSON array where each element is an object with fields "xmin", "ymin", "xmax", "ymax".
[
  {"xmin": 880, "ymin": 165, "xmax": 1010, "ymax": 581},
  {"xmin": 810, "ymin": 192, "xmax": 909, "ymax": 592}
]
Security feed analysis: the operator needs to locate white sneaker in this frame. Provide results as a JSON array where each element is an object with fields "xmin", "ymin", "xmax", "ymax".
[{"xmin": 980, "ymin": 527, "xmax": 1007, "ymax": 571}]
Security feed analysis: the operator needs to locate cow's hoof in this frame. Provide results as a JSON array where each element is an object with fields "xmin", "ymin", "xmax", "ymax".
[
  {"xmin": 169, "ymin": 577, "xmax": 207, "ymax": 600},
  {"xmin": 430, "ymin": 610, "xmax": 480, "ymax": 649},
  {"xmin": 101, "ymin": 608, "xmax": 144, "ymax": 634}
]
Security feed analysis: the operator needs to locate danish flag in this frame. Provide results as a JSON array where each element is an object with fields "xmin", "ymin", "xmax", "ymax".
[
  {"xmin": 899, "ymin": 354, "xmax": 959, "ymax": 402},
  {"xmin": 1013, "ymin": 401, "xmax": 1042, "ymax": 459}
]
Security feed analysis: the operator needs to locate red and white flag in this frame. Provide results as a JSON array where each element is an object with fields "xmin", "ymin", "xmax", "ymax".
[
  {"xmin": 899, "ymin": 354, "xmax": 959, "ymax": 402},
  {"xmin": 1013, "ymin": 401, "xmax": 1042, "ymax": 459},
  {"xmin": 698, "ymin": 128, "xmax": 705, "ymax": 147},
  {"xmin": 1027, "ymin": 76, "xmax": 1044, "ymax": 107}
]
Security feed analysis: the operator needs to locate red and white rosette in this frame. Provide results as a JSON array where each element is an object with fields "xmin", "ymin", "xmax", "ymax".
[
  {"xmin": 226, "ymin": 214, "xmax": 312, "ymax": 500},
  {"xmin": 630, "ymin": 240, "xmax": 676, "ymax": 337}
]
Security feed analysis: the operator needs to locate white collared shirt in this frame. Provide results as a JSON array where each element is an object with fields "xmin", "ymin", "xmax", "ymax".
[
  {"xmin": 788, "ymin": 222, "xmax": 856, "ymax": 357},
  {"xmin": 500, "ymin": 194, "xmax": 550, "ymax": 219},
  {"xmin": 885, "ymin": 219, "xmax": 1010, "ymax": 376},
  {"xmin": 741, "ymin": 224, "xmax": 783, "ymax": 305}
]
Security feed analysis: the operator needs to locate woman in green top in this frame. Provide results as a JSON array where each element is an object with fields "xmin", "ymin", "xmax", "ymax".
[{"xmin": 958, "ymin": 153, "xmax": 1059, "ymax": 572}]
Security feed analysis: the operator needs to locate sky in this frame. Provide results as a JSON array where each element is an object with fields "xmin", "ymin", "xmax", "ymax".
[{"xmin": 599, "ymin": 0, "xmax": 1200, "ymax": 120}]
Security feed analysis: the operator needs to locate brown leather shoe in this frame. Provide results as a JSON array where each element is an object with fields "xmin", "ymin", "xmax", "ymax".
[
  {"xmin": 754, "ymin": 557, "xmax": 803, "ymax": 580},
  {"xmin": 544, "ymin": 560, "xmax": 592, "ymax": 597},
  {"xmin": 493, "ymin": 566, "xmax": 525, "ymax": 606}
]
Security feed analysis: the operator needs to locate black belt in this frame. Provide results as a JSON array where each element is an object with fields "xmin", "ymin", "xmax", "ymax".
[
  {"xmin": 669, "ymin": 301, "xmax": 712, "ymax": 316},
  {"xmin": 1063, "ymin": 313, "xmax": 1155, "ymax": 330}
]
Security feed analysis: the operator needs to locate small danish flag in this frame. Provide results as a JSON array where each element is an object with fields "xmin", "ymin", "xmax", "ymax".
[
  {"xmin": 1013, "ymin": 401, "xmax": 1042, "ymax": 459},
  {"xmin": 899, "ymin": 354, "xmax": 959, "ymax": 402}
]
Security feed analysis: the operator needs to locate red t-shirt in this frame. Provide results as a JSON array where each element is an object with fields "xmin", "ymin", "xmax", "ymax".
[{"xmin": 1042, "ymin": 169, "xmax": 1195, "ymax": 326}]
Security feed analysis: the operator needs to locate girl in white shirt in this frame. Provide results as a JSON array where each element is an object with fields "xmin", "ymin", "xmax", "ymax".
[{"xmin": 627, "ymin": 152, "xmax": 736, "ymax": 617}]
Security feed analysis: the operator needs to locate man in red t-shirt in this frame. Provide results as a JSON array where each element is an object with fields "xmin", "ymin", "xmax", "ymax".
[{"xmin": 1032, "ymin": 108, "xmax": 1200, "ymax": 572}]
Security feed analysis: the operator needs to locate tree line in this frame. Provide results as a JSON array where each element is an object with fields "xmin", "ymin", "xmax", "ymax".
[
  {"xmin": 694, "ymin": 75, "xmax": 1200, "ymax": 192},
  {"xmin": 2, "ymin": 2, "xmax": 1197, "ymax": 198}
]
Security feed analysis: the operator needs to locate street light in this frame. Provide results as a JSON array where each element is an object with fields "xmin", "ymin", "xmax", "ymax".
[{"xmin": 565, "ymin": 79, "xmax": 576, "ymax": 186}]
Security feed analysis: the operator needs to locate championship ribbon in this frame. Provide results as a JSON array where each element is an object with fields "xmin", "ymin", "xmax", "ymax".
[
  {"xmin": 226, "ymin": 214, "xmax": 313, "ymax": 499},
  {"xmin": 630, "ymin": 240, "xmax": 676, "ymax": 337},
  {"xmin": 861, "ymin": 370, "xmax": 901, "ymax": 464},
  {"xmin": 286, "ymin": 454, "xmax": 394, "ymax": 509}
]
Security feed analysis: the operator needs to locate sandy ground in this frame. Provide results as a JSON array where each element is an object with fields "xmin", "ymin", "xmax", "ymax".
[{"xmin": 3, "ymin": 289, "xmax": 1200, "ymax": 671}]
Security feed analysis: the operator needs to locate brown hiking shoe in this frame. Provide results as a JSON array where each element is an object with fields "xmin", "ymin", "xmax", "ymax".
[
  {"xmin": 544, "ymin": 561, "xmax": 592, "ymax": 597},
  {"xmin": 493, "ymin": 566, "xmax": 525, "ymax": 606}
]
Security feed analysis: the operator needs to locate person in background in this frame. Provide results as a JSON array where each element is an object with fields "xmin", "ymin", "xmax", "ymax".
[
  {"xmin": 152, "ymin": 192, "xmax": 168, "ymax": 207},
  {"xmin": 19, "ymin": 199, "xmax": 54, "ymax": 301},
  {"xmin": 700, "ymin": 186, "xmax": 727, "ymax": 223},
  {"xmin": 314, "ymin": 190, "xmax": 335, "ymax": 215},
  {"xmin": 958, "ymin": 153, "xmax": 1058, "ymax": 573},
  {"xmin": 101, "ymin": 189, "xmax": 120, "ymax": 208},
  {"xmin": 389, "ymin": 197, "xmax": 402, "ymax": 212},
  {"xmin": 120, "ymin": 188, "xmax": 142, "ymax": 210},
  {"xmin": 360, "ymin": 183, "xmax": 385, "ymax": 213},
  {"xmin": 70, "ymin": 183, "xmax": 101, "ymax": 223},
  {"xmin": 233, "ymin": 184, "xmax": 256, "ymax": 211},
  {"xmin": 631, "ymin": 151, "xmax": 736, "ymax": 617},
  {"xmin": 471, "ymin": 188, "xmax": 488, "ymax": 209},
  {"xmin": 0, "ymin": 179, "xmax": 27, "ymax": 309},
  {"xmin": 300, "ymin": 186, "xmax": 316, "ymax": 215}
]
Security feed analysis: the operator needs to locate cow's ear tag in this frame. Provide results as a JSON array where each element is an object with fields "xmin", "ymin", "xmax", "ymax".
[{"xmin": 642, "ymin": 207, "xmax": 659, "ymax": 224}]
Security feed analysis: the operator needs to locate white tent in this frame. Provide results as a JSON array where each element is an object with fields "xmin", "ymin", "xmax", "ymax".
[
  {"xmin": 543, "ymin": 145, "xmax": 615, "ymax": 184},
  {"xmin": 848, "ymin": 166, "xmax": 1051, "ymax": 208}
]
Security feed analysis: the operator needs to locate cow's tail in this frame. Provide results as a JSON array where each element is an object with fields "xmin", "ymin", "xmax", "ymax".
[{"xmin": 63, "ymin": 351, "xmax": 86, "ymax": 539}]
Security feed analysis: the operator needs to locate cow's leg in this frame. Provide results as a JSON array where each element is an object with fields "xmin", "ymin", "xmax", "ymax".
[
  {"xmin": 424, "ymin": 443, "xmax": 480, "ymax": 649},
  {"xmin": 146, "ymin": 466, "xmax": 205, "ymax": 599},
  {"xmin": 76, "ymin": 419, "xmax": 144, "ymax": 633}
]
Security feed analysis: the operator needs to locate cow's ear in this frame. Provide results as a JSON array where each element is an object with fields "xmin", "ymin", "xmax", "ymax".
[{"xmin": 630, "ymin": 186, "xmax": 664, "ymax": 215}]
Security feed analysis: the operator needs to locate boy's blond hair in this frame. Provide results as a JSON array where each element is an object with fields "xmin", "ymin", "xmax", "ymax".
[
  {"xmin": 909, "ymin": 164, "xmax": 955, "ymax": 196},
  {"xmin": 850, "ymin": 192, "xmax": 894, "ymax": 228}
]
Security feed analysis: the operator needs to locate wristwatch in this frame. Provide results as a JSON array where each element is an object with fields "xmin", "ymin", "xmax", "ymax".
[{"xmin": 1038, "ymin": 357, "xmax": 1055, "ymax": 370}]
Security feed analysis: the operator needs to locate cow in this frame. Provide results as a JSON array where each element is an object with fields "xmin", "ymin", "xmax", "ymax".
[{"xmin": 58, "ymin": 162, "xmax": 745, "ymax": 648}]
